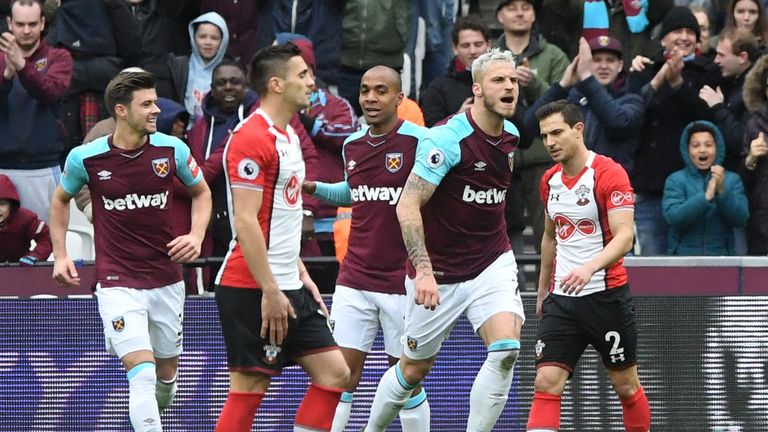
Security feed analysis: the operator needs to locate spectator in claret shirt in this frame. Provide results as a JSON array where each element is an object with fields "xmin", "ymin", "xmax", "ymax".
[
  {"xmin": 0, "ymin": 174, "xmax": 52, "ymax": 265},
  {"xmin": 0, "ymin": 0, "xmax": 73, "ymax": 224}
]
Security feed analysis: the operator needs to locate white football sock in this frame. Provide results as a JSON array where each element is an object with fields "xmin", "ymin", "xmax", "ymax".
[
  {"xmin": 467, "ymin": 339, "xmax": 520, "ymax": 432},
  {"xmin": 155, "ymin": 374, "xmax": 177, "ymax": 414},
  {"xmin": 331, "ymin": 391, "xmax": 354, "ymax": 432},
  {"xmin": 399, "ymin": 388, "xmax": 430, "ymax": 431},
  {"xmin": 365, "ymin": 363, "xmax": 416, "ymax": 432},
  {"xmin": 128, "ymin": 362, "xmax": 162, "ymax": 432}
]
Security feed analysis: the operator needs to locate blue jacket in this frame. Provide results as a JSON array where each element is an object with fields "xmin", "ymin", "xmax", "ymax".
[{"xmin": 662, "ymin": 121, "xmax": 749, "ymax": 255}]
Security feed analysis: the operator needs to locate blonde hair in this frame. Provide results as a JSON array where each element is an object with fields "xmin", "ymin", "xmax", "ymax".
[{"xmin": 471, "ymin": 48, "xmax": 516, "ymax": 82}]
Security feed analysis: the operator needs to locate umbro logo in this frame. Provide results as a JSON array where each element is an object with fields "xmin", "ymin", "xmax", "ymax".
[
  {"xmin": 474, "ymin": 161, "xmax": 487, "ymax": 171},
  {"xmin": 347, "ymin": 160, "xmax": 357, "ymax": 170},
  {"xmin": 97, "ymin": 170, "xmax": 112, "ymax": 180}
]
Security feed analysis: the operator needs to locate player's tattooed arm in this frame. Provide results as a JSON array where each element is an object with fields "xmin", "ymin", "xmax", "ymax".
[{"xmin": 396, "ymin": 173, "xmax": 437, "ymax": 272}]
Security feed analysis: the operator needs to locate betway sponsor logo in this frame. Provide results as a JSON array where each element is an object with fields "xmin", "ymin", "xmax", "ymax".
[
  {"xmin": 350, "ymin": 185, "xmax": 402, "ymax": 205},
  {"xmin": 462, "ymin": 185, "xmax": 505, "ymax": 204},
  {"xmin": 102, "ymin": 191, "xmax": 169, "ymax": 211}
]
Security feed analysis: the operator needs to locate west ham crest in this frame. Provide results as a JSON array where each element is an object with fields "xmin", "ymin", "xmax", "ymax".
[
  {"xmin": 111, "ymin": 316, "xmax": 125, "ymax": 332},
  {"xmin": 508, "ymin": 152, "xmax": 515, "ymax": 173},
  {"xmin": 407, "ymin": 336, "xmax": 418, "ymax": 351},
  {"xmin": 385, "ymin": 152, "xmax": 403, "ymax": 173},
  {"xmin": 535, "ymin": 339, "xmax": 545, "ymax": 360},
  {"xmin": 35, "ymin": 58, "xmax": 47, "ymax": 71},
  {"xmin": 152, "ymin": 158, "xmax": 170, "ymax": 178}
]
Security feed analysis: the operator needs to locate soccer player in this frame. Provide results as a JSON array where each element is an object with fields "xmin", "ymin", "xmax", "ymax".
[
  {"xmin": 527, "ymin": 100, "xmax": 650, "ymax": 432},
  {"xmin": 50, "ymin": 69, "xmax": 212, "ymax": 432},
  {"xmin": 364, "ymin": 48, "xmax": 525, "ymax": 432},
  {"xmin": 213, "ymin": 43, "xmax": 350, "ymax": 432},
  {"xmin": 303, "ymin": 65, "xmax": 430, "ymax": 431}
]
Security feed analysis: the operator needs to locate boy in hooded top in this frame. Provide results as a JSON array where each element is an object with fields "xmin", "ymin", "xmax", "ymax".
[
  {"xmin": 662, "ymin": 120, "xmax": 749, "ymax": 255},
  {"xmin": 0, "ymin": 174, "xmax": 51, "ymax": 264}
]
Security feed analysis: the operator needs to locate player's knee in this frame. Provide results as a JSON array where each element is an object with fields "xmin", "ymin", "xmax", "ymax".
[
  {"xmin": 610, "ymin": 373, "xmax": 641, "ymax": 399},
  {"xmin": 533, "ymin": 370, "xmax": 566, "ymax": 394},
  {"xmin": 400, "ymin": 358, "xmax": 433, "ymax": 385},
  {"xmin": 487, "ymin": 339, "xmax": 520, "ymax": 373},
  {"xmin": 321, "ymin": 361, "xmax": 351, "ymax": 389}
]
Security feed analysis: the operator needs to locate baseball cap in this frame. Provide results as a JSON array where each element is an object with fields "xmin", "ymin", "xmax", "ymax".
[
  {"xmin": 496, "ymin": 0, "xmax": 539, "ymax": 13},
  {"xmin": 587, "ymin": 36, "xmax": 623, "ymax": 59}
]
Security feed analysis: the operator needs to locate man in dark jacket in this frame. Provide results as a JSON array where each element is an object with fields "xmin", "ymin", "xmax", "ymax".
[
  {"xmin": 524, "ymin": 36, "xmax": 644, "ymax": 174},
  {"xmin": 628, "ymin": 6, "xmax": 721, "ymax": 255},
  {"xmin": 0, "ymin": 0, "xmax": 73, "ymax": 223},
  {"xmin": 699, "ymin": 27, "xmax": 760, "ymax": 171},
  {"xmin": 0, "ymin": 174, "xmax": 52, "ymax": 264},
  {"xmin": 421, "ymin": 14, "xmax": 490, "ymax": 127}
]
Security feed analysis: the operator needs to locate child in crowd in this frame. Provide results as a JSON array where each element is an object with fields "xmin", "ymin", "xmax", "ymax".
[
  {"xmin": 0, "ymin": 174, "xmax": 52, "ymax": 264},
  {"xmin": 662, "ymin": 121, "xmax": 749, "ymax": 255}
]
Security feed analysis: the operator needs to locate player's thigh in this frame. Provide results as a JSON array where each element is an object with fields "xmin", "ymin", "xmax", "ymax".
[
  {"xmin": 95, "ymin": 285, "xmax": 152, "ymax": 358},
  {"xmin": 403, "ymin": 277, "xmax": 467, "ymax": 361},
  {"xmin": 370, "ymin": 290, "xmax": 408, "ymax": 358},
  {"xmin": 465, "ymin": 251, "xmax": 525, "ymax": 340},
  {"xmin": 535, "ymin": 294, "xmax": 589, "ymax": 377},
  {"xmin": 285, "ymin": 288, "xmax": 340, "ymax": 363},
  {"xmin": 329, "ymin": 285, "xmax": 381, "ymax": 353},
  {"xmin": 215, "ymin": 285, "xmax": 287, "ymax": 377},
  {"xmin": 147, "ymin": 281, "xmax": 185, "ymax": 359},
  {"xmin": 581, "ymin": 285, "xmax": 638, "ymax": 370}
]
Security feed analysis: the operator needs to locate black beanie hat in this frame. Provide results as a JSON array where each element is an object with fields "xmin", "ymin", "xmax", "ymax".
[{"xmin": 660, "ymin": 6, "xmax": 701, "ymax": 41}]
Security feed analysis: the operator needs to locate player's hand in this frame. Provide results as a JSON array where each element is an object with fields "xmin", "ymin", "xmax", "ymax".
[
  {"xmin": 560, "ymin": 265, "xmax": 595, "ymax": 295},
  {"xmin": 629, "ymin": 55, "xmax": 652, "ymax": 72},
  {"xmin": 167, "ymin": 233, "xmax": 202, "ymax": 263},
  {"xmin": 414, "ymin": 269, "xmax": 440, "ymax": 310},
  {"xmin": 302, "ymin": 272, "xmax": 329, "ymax": 317},
  {"xmin": 301, "ymin": 180, "xmax": 317, "ymax": 195},
  {"xmin": 260, "ymin": 288, "xmax": 296, "ymax": 345},
  {"xmin": 52, "ymin": 257, "xmax": 81, "ymax": 287}
]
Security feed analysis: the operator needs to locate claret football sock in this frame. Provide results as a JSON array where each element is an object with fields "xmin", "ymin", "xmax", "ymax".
[
  {"xmin": 215, "ymin": 391, "xmax": 263, "ymax": 432},
  {"xmin": 620, "ymin": 386, "xmax": 651, "ymax": 432}
]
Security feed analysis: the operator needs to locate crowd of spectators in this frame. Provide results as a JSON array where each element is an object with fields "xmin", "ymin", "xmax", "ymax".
[{"xmin": 2, "ymin": 0, "xmax": 767, "ymax": 276}]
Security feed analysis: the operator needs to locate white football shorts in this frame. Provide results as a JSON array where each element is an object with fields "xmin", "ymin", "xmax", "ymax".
[
  {"xmin": 95, "ymin": 281, "xmax": 185, "ymax": 359},
  {"xmin": 403, "ymin": 250, "xmax": 525, "ymax": 360},
  {"xmin": 330, "ymin": 285, "xmax": 406, "ymax": 358}
]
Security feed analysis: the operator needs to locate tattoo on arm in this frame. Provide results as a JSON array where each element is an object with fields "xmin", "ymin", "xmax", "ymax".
[{"xmin": 399, "ymin": 174, "xmax": 437, "ymax": 271}]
